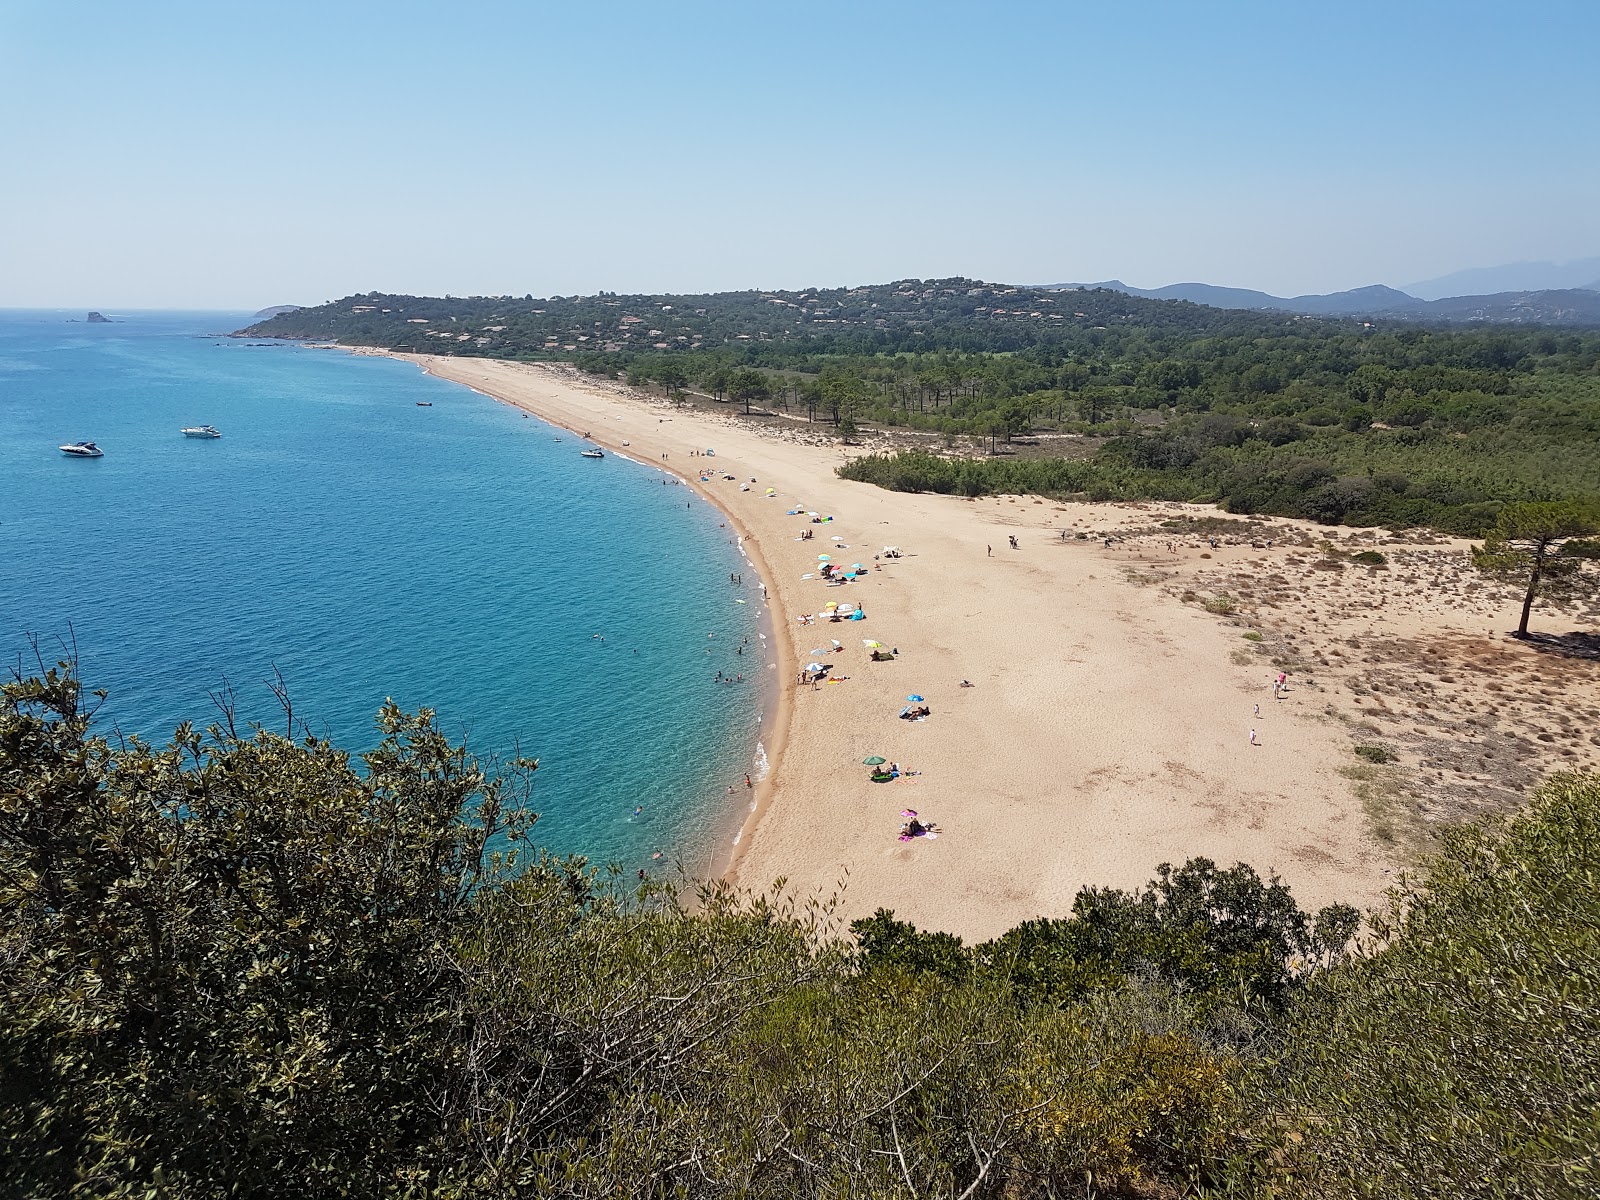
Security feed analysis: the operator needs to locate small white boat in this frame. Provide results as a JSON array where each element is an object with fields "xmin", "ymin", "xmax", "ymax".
[
  {"xmin": 580, "ymin": 447, "xmax": 605, "ymax": 459},
  {"xmin": 59, "ymin": 441, "xmax": 103, "ymax": 457},
  {"xmin": 181, "ymin": 425, "xmax": 221, "ymax": 438}
]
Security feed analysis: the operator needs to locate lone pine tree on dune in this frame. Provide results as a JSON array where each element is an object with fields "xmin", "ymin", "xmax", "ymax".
[{"xmin": 1471, "ymin": 500, "xmax": 1600, "ymax": 637}]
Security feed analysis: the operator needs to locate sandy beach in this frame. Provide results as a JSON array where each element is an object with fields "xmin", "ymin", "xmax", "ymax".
[{"xmin": 379, "ymin": 353, "xmax": 1598, "ymax": 940}]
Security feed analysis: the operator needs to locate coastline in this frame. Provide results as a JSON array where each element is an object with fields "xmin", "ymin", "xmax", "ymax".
[
  {"xmin": 356, "ymin": 351, "xmax": 1426, "ymax": 941},
  {"xmin": 349, "ymin": 347, "xmax": 1600, "ymax": 941},
  {"xmin": 381, "ymin": 351, "xmax": 799, "ymax": 880}
]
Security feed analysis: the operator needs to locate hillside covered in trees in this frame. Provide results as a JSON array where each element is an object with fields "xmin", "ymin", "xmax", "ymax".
[
  {"xmin": 3, "ymin": 665, "xmax": 1595, "ymax": 1198},
  {"xmin": 245, "ymin": 280, "xmax": 1600, "ymax": 536}
]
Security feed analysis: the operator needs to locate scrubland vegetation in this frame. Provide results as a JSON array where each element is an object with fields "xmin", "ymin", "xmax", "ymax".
[
  {"xmin": 5, "ymin": 664, "xmax": 1595, "ymax": 1198},
  {"xmin": 252, "ymin": 280, "xmax": 1600, "ymax": 537}
]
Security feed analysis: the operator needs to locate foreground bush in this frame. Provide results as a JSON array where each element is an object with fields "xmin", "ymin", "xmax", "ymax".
[
  {"xmin": 3, "ymin": 664, "xmax": 1595, "ymax": 1197},
  {"xmin": 1258, "ymin": 772, "xmax": 1600, "ymax": 1199}
]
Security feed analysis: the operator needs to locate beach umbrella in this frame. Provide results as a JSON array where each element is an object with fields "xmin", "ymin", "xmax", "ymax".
[
  {"xmin": 817, "ymin": 554, "xmax": 830, "ymax": 561},
  {"xmin": 863, "ymin": 640, "xmax": 883, "ymax": 647},
  {"xmin": 863, "ymin": 756, "xmax": 886, "ymax": 766},
  {"xmin": 806, "ymin": 662, "xmax": 824, "ymax": 672},
  {"xmin": 906, "ymin": 694, "xmax": 924, "ymax": 702},
  {"xmin": 851, "ymin": 563, "xmax": 863, "ymax": 571}
]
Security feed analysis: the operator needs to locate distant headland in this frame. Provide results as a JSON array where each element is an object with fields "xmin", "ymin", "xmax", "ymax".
[
  {"xmin": 253, "ymin": 304, "xmax": 303, "ymax": 318},
  {"xmin": 86, "ymin": 311, "xmax": 112, "ymax": 323}
]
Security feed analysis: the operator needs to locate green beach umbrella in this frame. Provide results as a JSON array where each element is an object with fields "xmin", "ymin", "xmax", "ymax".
[{"xmin": 863, "ymin": 756, "xmax": 887, "ymax": 766}]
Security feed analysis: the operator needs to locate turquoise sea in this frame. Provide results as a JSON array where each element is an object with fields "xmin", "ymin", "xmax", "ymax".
[{"xmin": 0, "ymin": 311, "xmax": 768, "ymax": 871}]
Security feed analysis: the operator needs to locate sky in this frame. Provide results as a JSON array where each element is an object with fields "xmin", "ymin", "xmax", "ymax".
[{"xmin": 2, "ymin": 0, "xmax": 1597, "ymax": 307}]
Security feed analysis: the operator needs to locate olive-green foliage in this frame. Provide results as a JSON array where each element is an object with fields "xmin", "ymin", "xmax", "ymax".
[
  {"xmin": 6, "ymin": 662, "xmax": 1597, "ymax": 1198},
  {"xmin": 855, "ymin": 859, "xmax": 1360, "ymax": 1016},
  {"xmin": 1260, "ymin": 773, "xmax": 1600, "ymax": 1199},
  {"xmin": 0, "ymin": 662, "xmax": 532, "ymax": 1197}
]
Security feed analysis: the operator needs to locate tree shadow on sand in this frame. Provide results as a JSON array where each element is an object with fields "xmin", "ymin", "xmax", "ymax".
[{"xmin": 1518, "ymin": 630, "xmax": 1600, "ymax": 661}]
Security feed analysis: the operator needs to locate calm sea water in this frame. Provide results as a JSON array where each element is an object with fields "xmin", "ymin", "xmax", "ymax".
[{"xmin": 0, "ymin": 310, "xmax": 768, "ymax": 870}]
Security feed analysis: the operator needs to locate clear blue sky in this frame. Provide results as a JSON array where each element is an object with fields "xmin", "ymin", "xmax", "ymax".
[{"xmin": 3, "ymin": 0, "xmax": 1596, "ymax": 307}]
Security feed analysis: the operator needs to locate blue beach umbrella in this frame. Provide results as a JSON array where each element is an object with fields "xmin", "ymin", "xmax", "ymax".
[{"xmin": 906, "ymin": 694, "xmax": 924, "ymax": 702}]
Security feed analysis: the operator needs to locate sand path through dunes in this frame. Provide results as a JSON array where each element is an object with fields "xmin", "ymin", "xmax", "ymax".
[{"xmin": 395, "ymin": 355, "xmax": 1388, "ymax": 940}]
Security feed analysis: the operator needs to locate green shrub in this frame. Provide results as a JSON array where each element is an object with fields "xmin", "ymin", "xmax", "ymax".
[
  {"xmin": 1203, "ymin": 595, "xmax": 1237, "ymax": 614},
  {"xmin": 1259, "ymin": 773, "xmax": 1600, "ymax": 1198},
  {"xmin": 1354, "ymin": 743, "xmax": 1396, "ymax": 763},
  {"xmin": 1351, "ymin": 549, "xmax": 1388, "ymax": 565},
  {"xmin": 1242, "ymin": 631, "xmax": 1263, "ymax": 641}
]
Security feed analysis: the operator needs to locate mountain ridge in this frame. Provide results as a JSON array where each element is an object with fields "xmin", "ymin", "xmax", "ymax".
[
  {"xmin": 1049, "ymin": 279, "xmax": 1600, "ymax": 326},
  {"xmin": 1403, "ymin": 256, "xmax": 1600, "ymax": 300}
]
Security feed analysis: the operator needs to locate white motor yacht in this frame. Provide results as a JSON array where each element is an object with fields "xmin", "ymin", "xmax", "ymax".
[
  {"xmin": 59, "ymin": 441, "xmax": 103, "ymax": 457},
  {"xmin": 580, "ymin": 447, "xmax": 605, "ymax": 458},
  {"xmin": 181, "ymin": 425, "xmax": 221, "ymax": 438}
]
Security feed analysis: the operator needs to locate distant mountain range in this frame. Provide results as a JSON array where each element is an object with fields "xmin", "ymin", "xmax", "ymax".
[
  {"xmin": 1051, "ymin": 279, "xmax": 1600, "ymax": 327},
  {"xmin": 1403, "ymin": 257, "xmax": 1600, "ymax": 301}
]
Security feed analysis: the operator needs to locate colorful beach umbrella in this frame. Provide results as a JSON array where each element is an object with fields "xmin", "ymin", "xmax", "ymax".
[{"xmin": 864, "ymin": 640, "xmax": 883, "ymax": 647}]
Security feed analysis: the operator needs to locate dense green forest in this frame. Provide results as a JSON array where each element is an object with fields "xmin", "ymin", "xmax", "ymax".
[
  {"xmin": 5, "ymin": 665, "xmax": 1596, "ymax": 1197},
  {"xmin": 246, "ymin": 281, "xmax": 1600, "ymax": 535}
]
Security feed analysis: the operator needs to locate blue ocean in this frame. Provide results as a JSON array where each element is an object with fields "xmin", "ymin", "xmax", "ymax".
[{"xmin": 0, "ymin": 311, "xmax": 768, "ymax": 871}]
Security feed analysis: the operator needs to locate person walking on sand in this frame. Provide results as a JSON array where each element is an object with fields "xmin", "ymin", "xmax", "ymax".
[
  {"xmin": 1250, "ymin": 728, "xmax": 1258, "ymax": 745},
  {"xmin": 987, "ymin": 545, "xmax": 992, "ymax": 557}
]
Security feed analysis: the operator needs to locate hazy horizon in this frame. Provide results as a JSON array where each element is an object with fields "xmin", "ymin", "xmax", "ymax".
[
  {"xmin": 10, "ymin": 248, "xmax": 1600, "ymax": 318},
  {"xmin": 4, "ymin": 1, "xmax": 1597, "ymax": 308}
]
